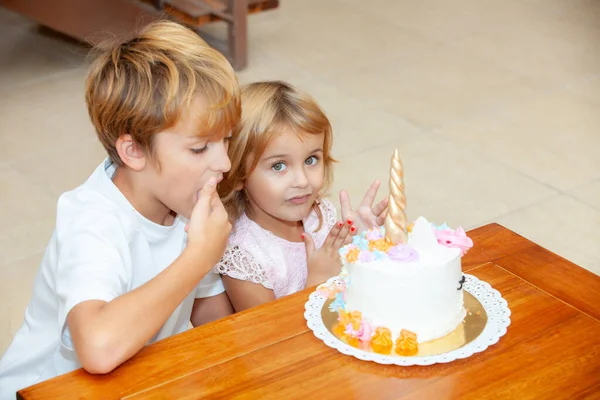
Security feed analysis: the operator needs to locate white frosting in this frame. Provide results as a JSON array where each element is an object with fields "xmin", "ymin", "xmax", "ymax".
[{"xmin": 342, "ymin": 217, "xmax": 466, "ymax": 343}]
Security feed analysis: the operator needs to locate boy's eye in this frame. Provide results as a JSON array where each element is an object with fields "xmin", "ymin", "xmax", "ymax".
[
  {"xmin": 272, "ymin": 162, "xmax": 287, "ymax": 172},
  {"xmin": 190, "ymin": 146, "xmax": 208, "ymax": 154},
  {"xmin": 305, "ymin": 155, "xmax": 319, "ymax": 166}
]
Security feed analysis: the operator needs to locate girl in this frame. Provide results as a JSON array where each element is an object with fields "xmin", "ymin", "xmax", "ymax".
[{"xmin": 215, "ymin": 81, "xmax": 387, "ymax": 311}]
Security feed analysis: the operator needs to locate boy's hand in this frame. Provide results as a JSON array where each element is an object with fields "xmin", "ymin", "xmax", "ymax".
[
  {"xmin": 303, "ymin": 220, "xmax": 356, "ymax": 286},
  {"xmin": 185, "ymin": 177, "xmax": 231, "ymax": 267},
  {"xmin": 339, "ymin": 180, "xmax": 388, "ymax": 231}
]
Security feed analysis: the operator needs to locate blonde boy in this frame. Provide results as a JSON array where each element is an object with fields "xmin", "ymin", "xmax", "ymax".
[{"xmin": 0, "ymin": 20, "xmax": 239, "ymax": 397}]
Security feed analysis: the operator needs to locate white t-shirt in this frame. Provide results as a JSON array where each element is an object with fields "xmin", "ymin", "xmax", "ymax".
[{"xmin": 0, "ymin": 159, "xmax": 224, "ymax": 398}]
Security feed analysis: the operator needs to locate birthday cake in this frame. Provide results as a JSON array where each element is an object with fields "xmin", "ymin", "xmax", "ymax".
[{"xmin": 318, "ymin": 150, "xmax": 473, "ymax": 356}]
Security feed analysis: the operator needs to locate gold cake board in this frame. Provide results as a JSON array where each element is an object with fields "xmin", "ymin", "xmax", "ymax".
[{"xmin": 321, "ymin": 291, "xmax": 488, "ymax": 357}]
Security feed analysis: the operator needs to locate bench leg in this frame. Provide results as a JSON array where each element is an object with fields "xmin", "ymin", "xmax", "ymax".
[{"xmin": 227, "ymin": 0, "xmax": 248, "ymax": 70}]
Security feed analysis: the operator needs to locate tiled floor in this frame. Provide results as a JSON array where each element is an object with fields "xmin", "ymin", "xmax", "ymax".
[{"xmin": 1, "ymin": 0, "xmax": 599, "ymax": 355}]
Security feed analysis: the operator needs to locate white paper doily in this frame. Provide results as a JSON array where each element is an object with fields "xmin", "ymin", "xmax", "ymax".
[{"xmin": 304, "ymin": 274, "xmax": 511, "ymax": 366}]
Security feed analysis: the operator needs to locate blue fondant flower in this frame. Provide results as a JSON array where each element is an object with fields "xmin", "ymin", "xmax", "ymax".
[{"xmin": 329, "ymin": 292, "xmax": 346, "ymax": 312}]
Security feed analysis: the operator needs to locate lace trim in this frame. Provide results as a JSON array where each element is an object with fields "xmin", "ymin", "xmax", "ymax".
[
  {"xmin": 312, "ymin": 199, "xmax": 338, "ymax": 248},
  {"xmin": 214, "ymin": 246, "xmax": 274, "ymax": 290},
  {"xmin": 321, "ymin": 199, "xmax": 337, "ymax": 233}
]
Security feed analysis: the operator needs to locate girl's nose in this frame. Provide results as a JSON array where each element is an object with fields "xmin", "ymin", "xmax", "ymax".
[{"xmin": 294, "ymin": 167, "xmax": 309, "ymax": 188}]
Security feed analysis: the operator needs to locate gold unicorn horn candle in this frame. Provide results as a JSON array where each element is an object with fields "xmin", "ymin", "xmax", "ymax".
[{"xmin": 384, "ymin": 149, "xmax": 408, "ymax": 244}]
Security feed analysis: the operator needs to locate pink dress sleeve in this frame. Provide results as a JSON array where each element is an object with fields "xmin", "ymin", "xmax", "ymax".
[{"xmin": 214, "ymin": 245, "xmax": 274, "ymax": 290}]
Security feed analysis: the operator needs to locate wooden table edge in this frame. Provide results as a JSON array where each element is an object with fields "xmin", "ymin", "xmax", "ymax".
[{"xmin": 17, "ymin": 223, "xmax": 600, "ymax": 399}]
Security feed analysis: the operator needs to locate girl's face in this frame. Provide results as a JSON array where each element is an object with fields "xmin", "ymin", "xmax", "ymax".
[{"xmin": 243, "ymin": 126, "xmax": 325, "ymax": 234}]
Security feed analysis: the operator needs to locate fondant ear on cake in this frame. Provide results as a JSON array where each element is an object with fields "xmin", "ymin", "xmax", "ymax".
[{"xmin": 407, "ymin": 217, "xmax": 438, "ymax": 253}]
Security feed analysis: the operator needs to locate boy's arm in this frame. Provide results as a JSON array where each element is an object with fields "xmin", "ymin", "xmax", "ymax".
[
  {"xmin": 190, "ymin": 292, "xmax": 234, "ymax": 327},
  {"xmin": 68, "ymin": 247, "xmax": 215, "ymax": 374},
  {"xmin": 67, "ymin": 179, "xmax": 229, "ymax": 374},
  {"xmin": 221, "ymin": 276, "xmax": 275, "ymax": 312}
]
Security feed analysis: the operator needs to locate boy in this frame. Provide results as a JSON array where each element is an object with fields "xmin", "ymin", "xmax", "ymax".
[{"xmin": 0, "ymin": 20, "xmax": 240, "ymax": 397}]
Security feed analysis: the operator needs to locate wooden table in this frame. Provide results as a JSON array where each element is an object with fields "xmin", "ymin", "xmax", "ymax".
[{"xmin": 17, "ymin": 224, "xmax": 600, "ymax": 399}]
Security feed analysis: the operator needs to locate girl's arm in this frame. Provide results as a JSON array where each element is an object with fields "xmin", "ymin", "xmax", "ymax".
[
  {"xmin": 191, "ymin": 292, "xmax": 234, "ymax": 327},
  {"xmin": 222, "ymin": 276, "xmax": 275, "ymax": 312}
]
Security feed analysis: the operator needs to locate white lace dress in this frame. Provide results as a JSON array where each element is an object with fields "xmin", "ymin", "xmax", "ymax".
[{"xmin": 214, "ymin": 199, "xmax": 337, "ymax": 298}]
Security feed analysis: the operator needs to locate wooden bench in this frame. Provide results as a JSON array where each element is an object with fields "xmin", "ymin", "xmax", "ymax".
[{"xmin": 0, "ymin": 0, "xmax": 279, "ymax": 70}]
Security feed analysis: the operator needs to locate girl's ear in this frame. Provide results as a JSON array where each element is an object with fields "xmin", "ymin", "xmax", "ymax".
[{"xmin": 234, "ymin": 181, "xmax": 244, "ymax": 191}]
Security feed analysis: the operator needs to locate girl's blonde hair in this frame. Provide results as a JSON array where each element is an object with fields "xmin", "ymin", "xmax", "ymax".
[{"xmin": 219, "ymin": 81, "xmax": 336, "ymax": 228}]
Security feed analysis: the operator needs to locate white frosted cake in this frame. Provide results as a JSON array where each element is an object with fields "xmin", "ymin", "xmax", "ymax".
[{"xmin": 319, "ymin": 216, "xmax": 473, "ymax": 356}]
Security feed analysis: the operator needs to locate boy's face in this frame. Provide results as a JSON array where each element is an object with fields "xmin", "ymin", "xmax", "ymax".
[
  {"xmin": 147, "ymin": 97, "xmax": 232, "ymax": 220},
  {"xmin": 244, "ymin": 126, "xmax": 325, "ymax": 229}
]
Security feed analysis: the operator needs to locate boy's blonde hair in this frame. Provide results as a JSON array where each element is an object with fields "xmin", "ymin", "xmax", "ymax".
[
  {"xmin": 219, "ymin": 81, "xmax": 336, "ymax": 227},
  {"xmin": 85, "ymin": 20, "xmax": 240, "ymax": 165}
]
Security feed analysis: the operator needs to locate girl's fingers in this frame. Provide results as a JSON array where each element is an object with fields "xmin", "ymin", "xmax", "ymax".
[
  {"xmin": 323, "ymin": 221, "xmax": 343, "ymax": 248},
  {"xmin": 338, "ymin": 190, "xmax": 353, "ymax": 222},
  {"xmin": 302, "ymin": 232, "xmax": 317, "ymax": 256},
  {"xmin": 333, "ymin": 220, "xmax": 353, "ymax": 249},
  {"xmin": 343, "ymin": 225, "xmax": 356, "ymax": 245},
  {"xmin": 376, "ymin": 207, "xmax": 388, "ymax": 226},
  {"xmin": 360, "ymin": 180, "xmax": 381, "ymax": 208},
  {"xmin": 358, "ymin": 207, "xmax": 378, "ymax": 228},
  {"xmin": 372, "ymin": 197, "xmax": 388, "ymax": 218}
]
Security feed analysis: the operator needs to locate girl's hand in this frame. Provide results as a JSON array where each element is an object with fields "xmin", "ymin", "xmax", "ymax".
[
  {"xmin": 185, "ymin": 177, "xmax": 232, "ymax": 268},
  {"xmin": 303, "ymin": 219, "xmax": 355, "ymax": 286},
  {"xmin": 339, "ymin": 180, "xmax": 388, "ymax": 231}
]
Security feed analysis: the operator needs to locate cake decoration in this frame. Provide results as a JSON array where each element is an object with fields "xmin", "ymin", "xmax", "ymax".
[
  {"xmin": 387, "ymin": 244, "xmax": 419, "ymax": 263},
  {"xmin": 328, "ymin": 292, "xmax": 346, "ymax": 312},
  {"xmin": 316, "ymin": 279, "xmax": 346, "ymax": 299},
  {"xmin": 384, "ymin": 149, "xmax": 408, "ymax": 245},
  {"xmin": 395, "ymin": 330, "xmax": 419, "ymax": 356},
  {"xmin": 357, "ymin": 320, "xmax": 374, "ymax": 342},
  {"xmin": 371, "ymin": 327, "xmax": 393, "ymax": 355},
  {"xmin": 433, "ymin": 225, "xmax": 474, "ymax": 255}
]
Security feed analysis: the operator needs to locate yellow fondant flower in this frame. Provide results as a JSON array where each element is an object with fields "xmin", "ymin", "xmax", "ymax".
[
  {"xmin": 371, "ymin": 327, "xmax": 393, "ymax": 355},
  {"xmin": 338, "ymin": 309, "xmax": 350, "ymax": 326},
  {"xmin": 349, "ymin": 310, "xmax": 362, "ymax": 331},
  {"xmin": 333, "ymin": 322, "xmax": 347, "ymax": 338},
  {"xmin": 368, "ymin": 239, "xmax": 392, "ymax": 253},
  {"xmin": 346, "ymin": 336, "xmax": 360, "ymax": 348},
  {"xmin": 346, "ymin": 247, "xmax": 360, "ymax": 262},
  {"xmin": 395, "ymin": 329, "xmax": 419, "ymax": 356}
]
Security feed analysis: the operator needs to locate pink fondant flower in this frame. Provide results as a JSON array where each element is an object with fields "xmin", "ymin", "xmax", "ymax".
[
  {"xmin": 358, "ymin": 250, "xmax": 376, "ymax": 263},
  {"xmin": 434, "ymin": 227, "xmax": 473, "ymax": 256},
  {"xmin": 366, "ymin": 228, "xmax": 383, "ymax": 241},
  {"xmin": 357, "ymin": 320, "xmax": 374, "ymax": 342},
  {"xmin": 345, "ymin": 323, "xmax": 359, "ymax": 337},
  {"xmin": 388, "ymin": 244, "xmax": 419, "ymax": 262}
]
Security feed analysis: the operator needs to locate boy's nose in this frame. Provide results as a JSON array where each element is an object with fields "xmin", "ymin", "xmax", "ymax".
[{"xmin": 213, "ymin": 142, "xmax": 231, "ymax": 173}]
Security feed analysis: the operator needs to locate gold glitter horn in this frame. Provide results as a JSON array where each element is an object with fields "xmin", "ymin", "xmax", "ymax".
[{"xmin": 384, "ymin": 149, "xmax": 408, "ymax": 244}]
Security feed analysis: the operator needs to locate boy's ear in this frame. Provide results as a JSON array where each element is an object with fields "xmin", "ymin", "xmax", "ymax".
[{"xmin": 116, "ymin": 134, "xmax": 146, "ymax": 172}]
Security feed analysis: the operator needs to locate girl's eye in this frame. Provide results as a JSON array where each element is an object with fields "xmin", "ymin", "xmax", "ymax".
[
  {"xmin": 305, "ymin": 155, "xmax": 319, "ymax": 166},
  {"xmin": 272, "ymin": 162, "xmax": 287, "ymax": 172},
  {"xmin": 190, "ymin": 146, "xmax": 208, "ymax": 154}
]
